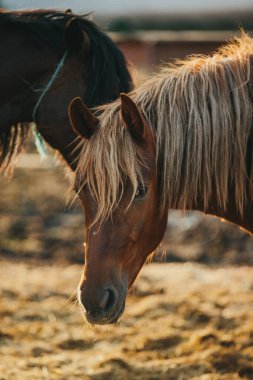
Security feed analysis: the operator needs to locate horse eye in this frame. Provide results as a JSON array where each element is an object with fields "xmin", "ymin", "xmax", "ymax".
[{"xmin": 134, "ymin": 185, "xmax": 148, "ymax": 200}]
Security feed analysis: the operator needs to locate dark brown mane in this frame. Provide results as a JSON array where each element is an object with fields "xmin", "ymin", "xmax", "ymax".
[{"xmin": 0, "ymin": 125, "xmax": 29, "ymax": 175}]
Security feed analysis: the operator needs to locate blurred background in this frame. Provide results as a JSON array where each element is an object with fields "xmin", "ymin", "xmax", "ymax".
[
  {"xmin": 2, "ymin": 0, "xmax": 253, "ymax": 74},
  {"xmin": 1, "ymin": 2, "xmax": 253, "ymax": 379}
]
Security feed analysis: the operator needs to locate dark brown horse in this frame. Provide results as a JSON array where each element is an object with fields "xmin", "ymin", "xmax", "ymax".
[
  {"xmin": 69, "ymin": 34, "xmax": 253, "ymax": 324},
  {"xmin": 0, "ymin": 9, "xmax": 132, "ymax": 173}
]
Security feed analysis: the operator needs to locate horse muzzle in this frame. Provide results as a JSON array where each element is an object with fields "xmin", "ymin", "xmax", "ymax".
[{"xmin": 78, "ymin": 283, "xmax": 127, "ymax": 325}]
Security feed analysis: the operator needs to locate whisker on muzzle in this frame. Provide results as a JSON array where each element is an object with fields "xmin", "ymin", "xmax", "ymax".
[
  {"xmin": 77, "ymin": 287, "xmax": 87, "ymax": 315},
  {"xmin": 68, "ymin": 290, "xmax": 79, "ymax": 306}
]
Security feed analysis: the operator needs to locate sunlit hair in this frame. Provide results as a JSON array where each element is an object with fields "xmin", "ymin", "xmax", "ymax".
[
  {"xmin": 75, "ymin": 106, "xmax": 146, "ymax": 223},
  {"xmin": 76, "ymin": 32, "xmax": 253, "ymax": 222},
  {"xmin": 0, "ymin": 124, "xmax": 29, "ymax": 176}
]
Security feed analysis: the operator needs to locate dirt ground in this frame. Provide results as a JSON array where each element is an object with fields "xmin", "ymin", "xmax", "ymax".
[
  {"xmin": 1, "ymin": 261, "xmax": 253, "ymax": 380},
  {"xmin": 0, "ymin": 154, "xmax": 253, "ymax": 380}
]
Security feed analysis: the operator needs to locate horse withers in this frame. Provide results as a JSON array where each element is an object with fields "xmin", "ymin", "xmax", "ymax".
[{"xmin": 69, "ymin": 34, "xmax": 253, "ymax": 324}]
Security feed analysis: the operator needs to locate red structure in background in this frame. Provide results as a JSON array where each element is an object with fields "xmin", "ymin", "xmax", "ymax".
[{"xmin": 111, "ymin": 31, "xmax": 243, "ymax": 70}]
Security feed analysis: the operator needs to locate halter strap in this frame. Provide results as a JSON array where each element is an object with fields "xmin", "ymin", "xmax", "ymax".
[
  {"xmin": 32, "ymin": 51, "xmax": 68, "ymax": 158},
  {"xmin": 32, "ymin": 51, "xmax": 68, "ymax": 122}
]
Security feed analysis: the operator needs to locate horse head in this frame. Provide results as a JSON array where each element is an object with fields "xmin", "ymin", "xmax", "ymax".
[{"xmin": 69, "ymin": 95, "xmax": 168, "ymax": 324}]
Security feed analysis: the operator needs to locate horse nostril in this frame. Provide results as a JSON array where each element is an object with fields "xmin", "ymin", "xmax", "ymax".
[{"xmin": 99, "ymin": 287, "xmax": 117, "ymax": 313}]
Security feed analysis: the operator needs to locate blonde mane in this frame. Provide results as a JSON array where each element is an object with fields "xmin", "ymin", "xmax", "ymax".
[{"xmin": 76, "ymin": 33, "xmax": 253, "ymax": 222}]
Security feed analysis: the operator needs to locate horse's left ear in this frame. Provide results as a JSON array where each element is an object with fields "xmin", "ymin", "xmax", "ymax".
[
  {"xmin": 68, "ymin": 97, "xmax": 99, "ymax": 139},
  {"xmin": 120, "ymin": 93, "xmax": 147, "ymax": 144},
  {"xmin": 64, "ymin": 18, "xmax": 89, "ymax": 53}
]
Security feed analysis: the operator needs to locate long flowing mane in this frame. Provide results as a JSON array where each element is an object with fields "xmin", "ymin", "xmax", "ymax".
[
  {"xmin": 0, "ymin": 9, "xmax": 132, "ymax": 174},
  {"xmin": 76, "ymin": 33, "xmax": 253, "ymax": 221}
]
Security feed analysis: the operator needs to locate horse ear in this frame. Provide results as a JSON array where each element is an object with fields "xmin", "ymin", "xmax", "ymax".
[
  {"xmin": 120, "ymin": 93, "xmax": 146, "ymax": 144},
  {"xmin": 68, "ymin": 97, "xmax": 99, "ymax": 139},
  {"xmin": 64, "ymin": 18, "xmax": 89, "ymax": 53}
]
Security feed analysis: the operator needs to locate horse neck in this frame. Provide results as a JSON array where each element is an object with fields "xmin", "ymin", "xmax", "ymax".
[
  {"xmin": 36, "ymin": 56, "xmax": 132, "ymax": 170},
  {"xmin": 157, "ymin": 181, "xmax": 253, "ymax": 235},
  {"xmin": 162, "ymin": 171, "xmax": 253, "ymax": 235},
  {"xmin": 0, "ymin": 31, "xmax": 61, "ymax": 133}
]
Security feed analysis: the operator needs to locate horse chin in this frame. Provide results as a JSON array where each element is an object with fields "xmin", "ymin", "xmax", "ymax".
[
  {"xmin": 84, "ymin": 301, "xmax": 126, "ymax": 325},
  {"xmin": 106, "ymin": 301, "xmax": 125, "ymax": 324}
]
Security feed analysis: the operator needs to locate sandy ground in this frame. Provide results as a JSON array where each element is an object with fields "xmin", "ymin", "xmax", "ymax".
[{"xmin": 0, "ymin": 261, "xmax": 253, "ymax": 380}]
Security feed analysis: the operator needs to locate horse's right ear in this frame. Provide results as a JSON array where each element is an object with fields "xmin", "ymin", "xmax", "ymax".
[
  {"xmin": 64, "ymin": 18, "xmax": 89, "ymax": 53},
  {"xmin": 68, "ymin": 97, "xmax": 99, "ymax": 139},
  {"xmin": 120, "ymin": 93, "xmax": 146, "ymax": 144}
]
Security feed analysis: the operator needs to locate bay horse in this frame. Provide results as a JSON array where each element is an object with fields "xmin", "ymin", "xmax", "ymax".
[
  {"xmin": 0, "ymin": 9, "xmax": 132, "ymax": 174},
  {"xmin": 69, "ymin": 33, "xmax": 253, "ymax": 324}
]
